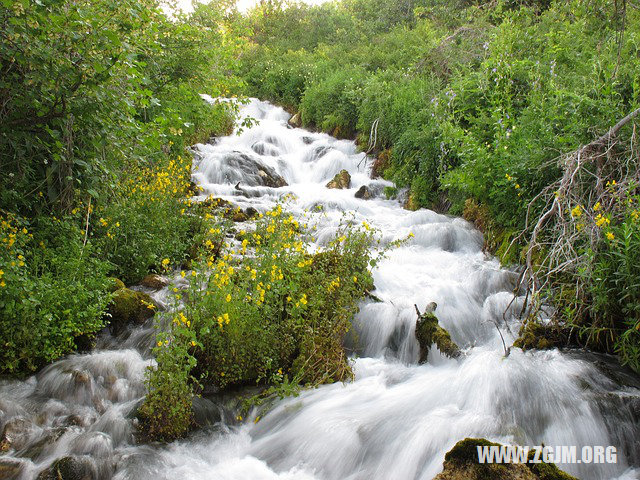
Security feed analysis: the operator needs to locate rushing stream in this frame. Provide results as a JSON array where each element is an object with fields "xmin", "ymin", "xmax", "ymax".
[{"xmin": 1, "ymin": 99, "xmax": 639, "ymax": 480}]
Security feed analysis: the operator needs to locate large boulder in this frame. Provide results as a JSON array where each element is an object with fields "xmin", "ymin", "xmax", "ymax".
[
  {"xmin": 326, "ymin": 170, "xmax": 351, "ymax": 189},
  {"xmin": 37, "ymin": 456, "xmax": 95, "ymax": 480},
  {"xmin": 415, "ymin": 305, "xmax": 460, "ymax": 361},
  {"xmin": 434, "ymin": 438, "xmax": 578, "ymax": 480},
  {"xmin": 140, "ymin": 274, "xmax": 169, "ymax": 290},
  {"xmin": 108, "ymin": 288, "xmax": 156, "ymax": 333}
]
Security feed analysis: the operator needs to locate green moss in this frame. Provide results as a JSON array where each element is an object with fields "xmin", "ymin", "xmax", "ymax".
[
  {"xmin": 527, "ymin": 458, "xmax": 578, "ymax": 480},
  {"xmin": 326, "ymin": 170, "xmax": 351, "ymax": 189},
  {"xmin": 108, "ymin": 288, "xmax": 156, "ymax": 332},
  {"xmin": 415, "ymin": 311, "xmax": 461, "ymax": 362},
  {"xmin": 108, "ymin": 277, "xmax": 126, "ymax": 293}
]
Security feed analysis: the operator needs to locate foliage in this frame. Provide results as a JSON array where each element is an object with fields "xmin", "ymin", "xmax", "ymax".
[
  {"xmin": 237, "ymin": 0, "xmax": 640, "ymax": 371},
  {"xmin": 0, "ymin": 213, "xmax": 111, "ymax": 373},
  {"xmin": 141, "ymin": 202, "xmax": 382, "ymax": 438}
]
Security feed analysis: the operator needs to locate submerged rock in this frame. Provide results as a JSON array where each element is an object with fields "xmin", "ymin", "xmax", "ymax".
[
  {"xmin": 0, "ymin": 417, "xmax": 32, "ymax": 452},
  {"xmin": 140, "ymin": 274, "xmax": 169, "ymax": 290},
  {"xmin": 108, "ymin": 288, "xmax": 156, "ymax": 333},
  {"xmin": 0, "ymin": 459, "xmax": 23, "ymax": 479},
  {"xmin": 326, "ymin": 170, "xmax": 351, "ymax": 189},
  {"xmin": 37, "ymin": 456, "xmax": 95, "ymax": 480},
  {"xmin": 355, "ymin": 185, "xmax": 372, "ymax": 200},
  {"xmin": 434, "ymin": 438, "xmax": 578, "ymax": 480},
  {"xmin": 415, "ymin": 304, "xmax": 460, "ymax": 361}
]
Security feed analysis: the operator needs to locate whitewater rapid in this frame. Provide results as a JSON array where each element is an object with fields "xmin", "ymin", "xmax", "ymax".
[{"xmin": 0, "ymin": 99, "xmax": 638, "ymax": 480}]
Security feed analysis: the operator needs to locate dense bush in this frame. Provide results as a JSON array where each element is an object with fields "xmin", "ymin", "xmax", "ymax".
[
  {"xmin": 140, "ymin": 203, "xmax": 385, "ymax": 439},
  {"xmin": 0, "ymin": 214, "xmax": 111, "ymax": 373}
]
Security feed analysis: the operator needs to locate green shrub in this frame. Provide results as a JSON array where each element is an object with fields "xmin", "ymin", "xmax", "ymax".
[
  {"xmin": 141, "ymin": 203, "xmax": 385, "ymax": 439},
  {"xmin": 0, "ymin": 214, "xmax": 111, "ymax": 373}
]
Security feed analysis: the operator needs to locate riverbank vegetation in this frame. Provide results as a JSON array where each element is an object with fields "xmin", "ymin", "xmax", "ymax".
[
  {"xmin": 236, "ymin": 0, "xmax": 640, "ymax": 372},
  {"xmin": 0, "ymin": 0, "xmax": 241, "ymax": 373}
]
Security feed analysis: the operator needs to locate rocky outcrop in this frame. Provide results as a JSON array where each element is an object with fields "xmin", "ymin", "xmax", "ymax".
[
  {"xmin": 433, "ymin": 438, "xmax": 578, "ymax": 480},
  {"xmin": 355, "ymin": 185, "xmax": 372, "ymax": 200},
  {"xmin": 415, "ymin": 304, "xmax": 461, "ymax": 361},
  {"xmin": 140, "ymin": 274, "xmax": 169, "ymax": 290},
  {"xmin": 108, "ymin": 288, "xmax": 156, "ymax": 333},
  {"xmin": 326, "ymin": 170, "xmax": 351, "ymax": 189},
  {"xmin": 37, "ymin": 456, "xmax": 95, "ymax": 480}
]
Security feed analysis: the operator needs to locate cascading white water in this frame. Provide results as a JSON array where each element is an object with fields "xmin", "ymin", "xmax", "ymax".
[{"xmin": 1, "ymin": 98, "xmax": 638, "ymax": 480}]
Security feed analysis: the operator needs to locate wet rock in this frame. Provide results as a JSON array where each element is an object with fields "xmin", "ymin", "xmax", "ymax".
[
  {"xmin": 107, "ymin": 277, "xmax": 125, "ymax": 293},
  {"xmin": 223, "ymin": 152, "xmax": 288, "ymax": 188},
  {"xmin": 0, "ymin": 417, "xmax": 32, "ymax": 452},
  {"xmin": 0, "ymin": 458, "xmax": 23, "ymax": 479},
  {"xmin": 326, "ymin": 170, "xmax": 351, "ymax": 189},
  {"xmin": 434, "ymin": 438, "xmax": 578, "ymax": 480},
  {"xmin": 72, "ymin": 369, "xmax": 91, "ymax": 387},
  {"xmin": 288, "ymin": 112, "xmax": 302, "ymax": 128},
  {"xmin": 245, "ymin": 207, "xmax": 258, "ymax": 218},
  {"xmin": 355, "ymin": 185, "xmax": 372, "ymax": 200},
  {"xmin": 107, "ymin": 288, "xmax": 156, "ymax": 334},
  {"xmin": 140, "ymin": 274, "xmax": 169, "ymax": 290},
  {"xmin": 414, "ymin": 305, "xmax": 460, "ymax": 362},
  {"xmin": 302, "ymin": 136, "xmax": 314, "ymax": 145},
  {"xmin": 73, "ymin": 333, "xmax": 96, "ymax": 353},
  {"xmin": 37, "ymin": 456, "xmax": 95, "ymax": 480}
]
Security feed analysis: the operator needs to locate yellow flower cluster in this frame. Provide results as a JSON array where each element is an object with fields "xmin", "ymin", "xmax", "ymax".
[
  {"xmin": 216, "ymin": 313, "xmax": 230, "ymax": 329},
  {"xmin": 327, "ymin": 277, "xmax": 341, "ymax": 293}
]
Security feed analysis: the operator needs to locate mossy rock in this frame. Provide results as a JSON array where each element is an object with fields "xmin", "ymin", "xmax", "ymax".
[
  {"xmin": 107, "ymin": 277, "xmax": 125, "ymax": 293},
  {"xmin": 108, "ymin": 288, "xmax": 156, "ymax": 333},
  {"xmin": 513, "ymin": 320, "xmax": 568, "ymax": 352},
  {"xmin": 37, "ymin": 456, "xmax": 94, "ymax": 480},
  {"xmin": 415, "ymin": 310, "xmax": 460, "ymax": 362},
  {"xmin": 434, "ymin": 438, "xmax": 579, "ymax": 480},
  {"xmin": 326, "ymin": 170, "xmax": 351, "ymax": 189}
]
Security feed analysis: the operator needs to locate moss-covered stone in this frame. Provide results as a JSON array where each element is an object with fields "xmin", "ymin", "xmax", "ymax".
[
  {"xmin": 326, "ymin": 170, "xmax": 351, "ymax": 189},
  {"xmin": 415, "ymin": 310, "xmax": 461, "ymax": 362},
  {"xmin": 108, "ymin": 288, "xmax": 156, "ymax": 333},
  {"xmin": 513, "ymin": 320, "xmax": 568, "ymax": 351},
  {"xmin": 0, "ymin": 459, "xmax": 22, "ymax": 479},
  {"xmin": 434, "ymin": 438, "xmax": 579, "ymax": 480},
  {"xmin": 107, "ymin": 277, "xmax": 125, "ymax": 293}
]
